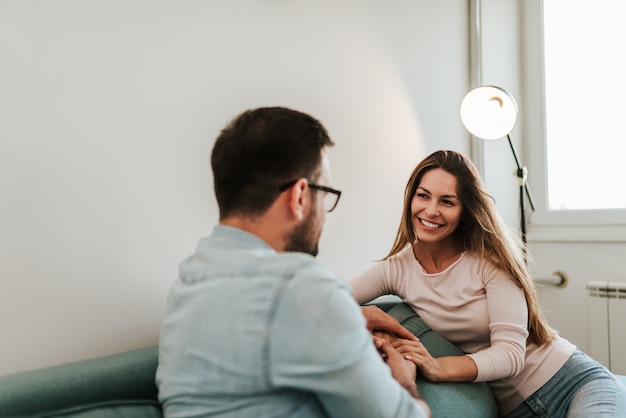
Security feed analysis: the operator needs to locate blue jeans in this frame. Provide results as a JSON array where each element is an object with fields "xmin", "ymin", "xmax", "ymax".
[{"xmin": 504, "ymin": 349, "xmax": 626, "ymax": 417}]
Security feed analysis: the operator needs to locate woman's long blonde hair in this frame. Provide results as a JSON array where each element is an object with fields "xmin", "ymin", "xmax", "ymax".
[{"xmin": 386, "ymin": 150, "xmax": 555, "ymax": 345}]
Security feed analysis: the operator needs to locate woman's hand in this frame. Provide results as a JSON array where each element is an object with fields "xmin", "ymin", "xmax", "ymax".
[
  {"xmin": 361, "ymin": 305, "xmax": 418, "ymax": 341},
  {"xmin": 392, "ymin": 339, "xmax": 479, "ymax": 383},
  {"xmin": 373, "ymin": 332, "xmax": 449, "ymax": 382},
  {"xmin": 391, "ymin": 339, "xmax": 444, "ymax": 382}
]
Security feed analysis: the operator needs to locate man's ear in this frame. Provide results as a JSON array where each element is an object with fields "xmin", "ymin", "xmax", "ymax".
[{"xmin": 287, "ymin": 178, "xmax": 309, "ymax": 222}]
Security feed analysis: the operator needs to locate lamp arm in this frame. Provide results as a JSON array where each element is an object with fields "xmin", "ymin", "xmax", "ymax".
[
  {"xmin": 506, "ymin": 134, "xmax": 523, "ymax": 172},
  {"xmin": 506, "ymin": 135, "xmax": 536, "ymax": 212},
  {"xmin": 524, "ymin": 181, "xmax": 536, "ymax": 213}
]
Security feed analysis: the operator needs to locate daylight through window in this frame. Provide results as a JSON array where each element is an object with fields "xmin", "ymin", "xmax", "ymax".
[{"xmin": 543, "ymin": 0, "xmax": 626, "ymax": 210}]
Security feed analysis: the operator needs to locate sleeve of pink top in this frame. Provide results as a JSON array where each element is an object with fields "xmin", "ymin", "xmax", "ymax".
[
  {"xmin": 468, "ymin": 271, "xmax": 529, "ymax": 382},
  {"xmin": 347, "ymin": 261, "xmax": 396, "ymax": 304}
]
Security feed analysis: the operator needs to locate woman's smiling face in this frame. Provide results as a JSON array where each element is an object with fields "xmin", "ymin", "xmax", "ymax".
[{"xmin": 411, "ymin": 168, "xmax": 463, "ymax": 244}]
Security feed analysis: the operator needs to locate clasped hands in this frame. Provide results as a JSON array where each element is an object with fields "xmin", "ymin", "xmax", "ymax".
[{"xmin": 361, "ymin": 305, "xmax": 442, "ymax": 383}]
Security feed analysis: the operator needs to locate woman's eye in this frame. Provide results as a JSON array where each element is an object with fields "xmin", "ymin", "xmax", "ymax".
[
  {"xmin": 442, "ymin": 200, "xmax": 455, "ymax": 206},
  {"xmin": 416, "ymin": 193, "xmax": 428, "ymax": 199}
]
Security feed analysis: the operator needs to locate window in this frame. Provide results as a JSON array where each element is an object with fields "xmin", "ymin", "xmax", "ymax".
[
  {"xmin": 544, "ymin": 0, "xmax": 626, "ymax": 210},
  {"xmin": 523, "ymin": 0, "xmax": 626, "ymax": 240}
]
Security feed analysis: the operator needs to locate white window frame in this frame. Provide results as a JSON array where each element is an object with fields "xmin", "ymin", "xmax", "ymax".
[{"xmin": 522, "ymin": 1, "xmax": 626, "ymax": 242}]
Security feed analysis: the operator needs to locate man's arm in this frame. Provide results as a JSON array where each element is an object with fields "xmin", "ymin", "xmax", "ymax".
[{"xmin": 270, "ymin": 270, "xmax": 429, "ymax": 418}]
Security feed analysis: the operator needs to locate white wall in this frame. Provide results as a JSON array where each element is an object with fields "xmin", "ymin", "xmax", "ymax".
[{"xmin": 0, "ymin": 0, "xmax": 470, "ymax": 376}]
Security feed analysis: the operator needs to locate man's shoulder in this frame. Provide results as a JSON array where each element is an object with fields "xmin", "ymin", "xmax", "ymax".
[
  {"xmin": 276, "ymin": 252, "xmax": 336, "ymax": 279},
  {"xmin": 275, "ymin": 255, "xmax": 356, "ymax": 320}
]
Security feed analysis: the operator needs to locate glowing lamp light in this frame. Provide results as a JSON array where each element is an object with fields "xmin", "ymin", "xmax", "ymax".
[{"xmin": 460, "ymin": 86, "xmax": 518, "ymax": 140}]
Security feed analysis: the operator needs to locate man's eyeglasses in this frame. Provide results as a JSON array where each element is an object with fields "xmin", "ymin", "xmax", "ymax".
[{"xmin": 279, "ymin": 180, "xmax": 342, "ymax": 213}]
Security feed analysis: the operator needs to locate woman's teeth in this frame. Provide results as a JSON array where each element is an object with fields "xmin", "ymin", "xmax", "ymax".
[{"xmin": 421, "ymin": 219, "xmax": 440, "ymax": 229}]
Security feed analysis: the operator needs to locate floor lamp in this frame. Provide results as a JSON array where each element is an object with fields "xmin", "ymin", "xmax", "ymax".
[{"xmin": 459, "ymin": 86, "xmax": 536, "ymax": 250}]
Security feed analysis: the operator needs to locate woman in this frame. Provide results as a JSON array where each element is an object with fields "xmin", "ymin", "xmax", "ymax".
[{"xmin": 349, "ymin": 150, "xmax": 626, "ymax": 417}]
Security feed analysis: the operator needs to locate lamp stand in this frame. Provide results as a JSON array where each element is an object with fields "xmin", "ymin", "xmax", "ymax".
[{"xmin": 506, "ymin": 135, "xmax": 535, "ymax": 254}]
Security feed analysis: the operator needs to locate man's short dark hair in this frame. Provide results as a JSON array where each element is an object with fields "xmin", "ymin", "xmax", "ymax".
[{"xmin": 211, "ymin": 107, "xmax": 334, "ymax": 219}]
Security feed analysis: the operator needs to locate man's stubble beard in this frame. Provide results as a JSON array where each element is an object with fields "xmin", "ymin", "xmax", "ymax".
[{"xmin": 284, "ymin": 204, "xmax": 322, "ymax": 257}]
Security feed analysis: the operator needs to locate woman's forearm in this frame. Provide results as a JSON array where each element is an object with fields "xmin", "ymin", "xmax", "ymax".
[{"xmin": 430, "ymin": 355, "xmax": 478, "ymax": 382}]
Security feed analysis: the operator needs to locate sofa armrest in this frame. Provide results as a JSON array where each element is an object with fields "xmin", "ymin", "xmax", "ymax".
[{"xmin": 0, "ymin": 346, "xmax": 161, "ymax": 417}]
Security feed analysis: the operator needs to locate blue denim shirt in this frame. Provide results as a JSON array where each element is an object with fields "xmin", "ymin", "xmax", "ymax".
[{"xmin": 156, "ymin": 225, "xmax": 427, "ymax": 418}]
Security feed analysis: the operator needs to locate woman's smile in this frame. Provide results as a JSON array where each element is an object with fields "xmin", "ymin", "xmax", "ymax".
[{"xmin": 419, "ymin": 218, "xmax": 443, "ymax": 230}]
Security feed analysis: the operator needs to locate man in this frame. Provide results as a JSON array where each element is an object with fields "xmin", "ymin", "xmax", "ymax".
[{"xmin": 156, "ymin": 107, "xmax": 430, "ymax": 417}]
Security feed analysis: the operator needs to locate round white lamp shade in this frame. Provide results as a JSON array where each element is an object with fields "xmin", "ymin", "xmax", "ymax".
[{"xmin": 460, "ymin": 86, "xmax": 518, "ymax": 140}]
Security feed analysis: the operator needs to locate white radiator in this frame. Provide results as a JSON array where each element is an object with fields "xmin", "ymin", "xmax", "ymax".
[{"xmin": 587, "ymin": 281, "xmax": 626, "ymax": 374}]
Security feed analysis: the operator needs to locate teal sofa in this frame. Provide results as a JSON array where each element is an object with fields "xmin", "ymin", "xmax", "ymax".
[
  {"xmin": 0, "ymin": 302, "xmax": 501, "ymax": 417},
  {"xmin": 10, "ymin": 302, "xmax": 625, "ymax": 417}
]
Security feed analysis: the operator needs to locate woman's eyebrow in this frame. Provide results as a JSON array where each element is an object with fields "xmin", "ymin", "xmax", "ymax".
[{"xmin": 417, "ymin": 186, "xmax": 458, "ymax": 200}]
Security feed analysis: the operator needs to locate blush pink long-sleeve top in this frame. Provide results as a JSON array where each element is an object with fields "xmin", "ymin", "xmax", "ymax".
[{"xmin": 348, "ymin": 248, "xmax": 576, "ymax": 415}]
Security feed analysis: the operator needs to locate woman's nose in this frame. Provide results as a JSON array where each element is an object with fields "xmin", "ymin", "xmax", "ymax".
[{"xmin": 425, "ymin": 202, "xmax": 439, "ymax": 216}]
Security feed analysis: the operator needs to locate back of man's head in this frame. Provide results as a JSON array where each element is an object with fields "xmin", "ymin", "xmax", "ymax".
[{"xmin": 211, "ymin": 107, "xmax": 334, "ymax": 219}]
